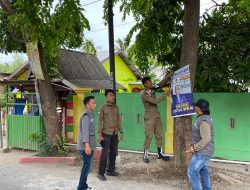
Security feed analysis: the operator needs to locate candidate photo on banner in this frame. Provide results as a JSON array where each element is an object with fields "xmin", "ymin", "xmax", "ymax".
[{"xmin": 171, "ymin": 65, "xmax": 196, "ymax": 118}]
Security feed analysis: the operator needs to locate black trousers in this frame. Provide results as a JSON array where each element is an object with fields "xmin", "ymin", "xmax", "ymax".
[{"xmin": 98, "ymin": 132, "xmax": 118, "ymax": 175}]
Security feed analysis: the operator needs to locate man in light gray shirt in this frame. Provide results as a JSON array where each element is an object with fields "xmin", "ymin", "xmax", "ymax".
[{"xmin": 77, "ymin": 96, "xmax": 96, "ymax": 190}]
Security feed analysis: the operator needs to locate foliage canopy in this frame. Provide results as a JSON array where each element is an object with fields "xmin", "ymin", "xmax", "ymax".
[{"xmin": 0, "ymin": 0, "xmax": 90, "ymax": 72}]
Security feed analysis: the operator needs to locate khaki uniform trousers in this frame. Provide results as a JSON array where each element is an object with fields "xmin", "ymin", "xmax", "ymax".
[{"xmin": 144, "ymin": 116, "xmax": 163, "ymax": 149}]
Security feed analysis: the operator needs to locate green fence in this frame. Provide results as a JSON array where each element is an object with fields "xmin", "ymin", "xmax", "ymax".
[
  {"xmin": 87, "ymin": 93, "xmax": 167, "ymax": 153},
  {"xmin": 89, "ymin": 92, "xmax": 250, "ymax": 161},
  {"xmin": 7, "ymin": 115, "xmax": 45, "ymax": 150},
  {"xmin": 6, "ymin": 92, "xmax": 250, "ymax": 161},
  {"xmin": 194, "ymin": 93, "xmax": 250, "ymax": 161}
]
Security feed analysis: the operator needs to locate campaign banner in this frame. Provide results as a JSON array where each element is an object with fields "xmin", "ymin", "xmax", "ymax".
[{"xmin": 171, "ymin": 65, "xmax": 195, "ymax": 118}]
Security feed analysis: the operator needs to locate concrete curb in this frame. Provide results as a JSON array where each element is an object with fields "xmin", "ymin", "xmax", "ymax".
[
  {"xmin": 1, "ymin": 147, "xmax": 10, "ymax": 153},
  {"xmin": 17, "ymin": 149, "xmax": 102, "ymax": 165},
  {"xmin": 17, "ymin": 156, "xmax": 77, "ymax": 165}
]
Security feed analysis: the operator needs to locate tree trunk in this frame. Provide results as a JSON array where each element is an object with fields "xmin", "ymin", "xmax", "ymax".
[
  {"xmin": 174, "ymin": 0, "xmax": 200, "ymax": 168},
  {"xmin": 0, "ymin": 0, "xmax": 61, "ymax": 143},
  {"xmin": 174, "ymin": 116, "xmax": 192, "ymax": 168},
  {"xmin": 37, "ymin": 42, "xmax": 61, "ymax": 143}
]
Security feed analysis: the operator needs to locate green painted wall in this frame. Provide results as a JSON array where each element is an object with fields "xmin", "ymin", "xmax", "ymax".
[
  {"xmin": 194, "ymin": 93, "xmax": 250, "ymax": 161},
  {"xmin": 88, "ymin": 93, "xmax": 167, "ymax": 153},
  {"xmin": 102, "ymin": 55, "xmax": 138, "ymax": 91},
  {"xmin": 87, "ymin": 92, "xmax": 250, "ymax": 161}
]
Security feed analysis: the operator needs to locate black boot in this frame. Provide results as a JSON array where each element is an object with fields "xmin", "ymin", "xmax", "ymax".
[
  {"xmin": 157, "ymin": 148, "xmax": 170, "ymax": 161},
  {"xmin": 143, "ymin": 149, "xmax": 150, "ymax": 163}
]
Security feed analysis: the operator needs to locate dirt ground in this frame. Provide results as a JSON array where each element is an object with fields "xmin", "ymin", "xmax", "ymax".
[
  {"xmin": 77, "ymin": 150, "xmax": 250, "ymax": 190},
  {"xmin": 1, "ymin": 148, "xmax": 250, "ymax": 190}
]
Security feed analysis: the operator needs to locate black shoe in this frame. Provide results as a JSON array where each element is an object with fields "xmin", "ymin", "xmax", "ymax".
[
  {"xmin": 157, "ymin": 154, "xmax": 170, "ymax": 161},
  {"xmin": 157, "ymin": 147, "xmax": 170, "ymax": 161},
  {"xmin": 97, "ymin": 174, "xmax": 107, "ymax": 181},
  {"xmin": 107, "ymin": 171, "xmax": 120, "ymax": 176},
  {"xmin": 86, "ymin": 186, "xmax": 93, "ymax": 190},
  {"xmin": 143, "ymin": 157, "xmax": 150, "ymax": 164}
]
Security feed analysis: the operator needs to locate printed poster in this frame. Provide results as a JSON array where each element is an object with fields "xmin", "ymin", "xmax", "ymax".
[{"xmin": 171, "ymin": 65, "xmax": 195, "ymax": 118}]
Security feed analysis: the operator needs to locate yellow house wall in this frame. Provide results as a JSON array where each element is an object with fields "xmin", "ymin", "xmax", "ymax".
[
  {"xmin": 73, "ymin": 88, "xmax": 92, "ymax": 143},
  {"xmin": 17, "ymin": 70, "xmax": 29, "ymax": 81},
  {"xmin": 102, "ymin": 55, "xmax": 138, "ymax": 91}
]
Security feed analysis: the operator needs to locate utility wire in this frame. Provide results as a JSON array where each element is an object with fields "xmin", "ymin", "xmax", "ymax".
[
  {"xmin": 85, "ymin": 0, "xmax": 227, "ymax": 33},
  {"xmin": 82, "ymin": 0, "xmax": 102, "ymax": 7},
  {"xmin": 200, "ymin": 0, "xmax": 224, "ymax": 6},
  {"xmin": 201, "ymin": 1, "xmax": 214, "ymax": 6},
  {"xmin": 86, "ymin": 21, "xmax": 136, "ymax": 33},
  {"xmin": 82, "ymin": 0, "xmax": 223, "ymax": 7}
]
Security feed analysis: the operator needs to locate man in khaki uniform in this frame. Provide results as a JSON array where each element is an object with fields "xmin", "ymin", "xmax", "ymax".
[
  {"xmin": 97, "ymin": 89, "xmax": 123, "ymax": 181},
  {"xmin": 141, "ymin": 76, "xmax": 170, "ymax": 163}
]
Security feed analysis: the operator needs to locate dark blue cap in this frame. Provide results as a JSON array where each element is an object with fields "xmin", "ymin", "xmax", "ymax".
[{"xmin": 194, "ymin": 99, "xmax": 210, "ymax": 115}]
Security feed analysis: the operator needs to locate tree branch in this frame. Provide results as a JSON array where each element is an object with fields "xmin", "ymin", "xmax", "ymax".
[
  {"xmin": 211, "ymin": 0, "xmax": 225, "ymax": 7},
  {"xmin": 200, "ymin": 5, "xmax": 217, "ymax": 18},
  {"xmin": 200, "ymin": 1, "xmax": 230, "ymax": 18},
  {"xmin": 0, "ymin": 0, "xmax": 14, "ymax": 14},
  {"xmin": 9, "ymin": 34, "xmax": 27, "ymax": 44}
]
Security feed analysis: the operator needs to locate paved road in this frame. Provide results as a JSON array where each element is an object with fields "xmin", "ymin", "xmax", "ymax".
[{"xmin": 0, "ymin": 150, "xmax": 179, "ymax": 190}]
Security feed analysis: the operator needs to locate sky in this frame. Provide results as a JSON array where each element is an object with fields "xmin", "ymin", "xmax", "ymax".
[{"xmin": 0, "ymin": 0, "xmax": 228, "ymax": 64}]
